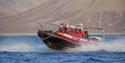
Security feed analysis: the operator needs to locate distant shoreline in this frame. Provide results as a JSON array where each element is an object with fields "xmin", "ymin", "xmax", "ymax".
[{"xmin": 0, "ymin": 33, "xmax": 125, "ymax": 36}]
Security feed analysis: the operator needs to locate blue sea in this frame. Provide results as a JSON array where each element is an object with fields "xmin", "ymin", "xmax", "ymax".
[{"xmin": 0, "ymin": 35, "xmax": 125, "ymax": 63}]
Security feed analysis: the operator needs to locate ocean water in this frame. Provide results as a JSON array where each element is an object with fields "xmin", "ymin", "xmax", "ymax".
[{"xmin": 0, "ymin": 35, "xmax": 125, "ymax": 63}]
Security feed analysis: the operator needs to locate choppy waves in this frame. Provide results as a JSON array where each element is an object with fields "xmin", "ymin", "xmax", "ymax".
[{"xmin": 0, "ymin": 35, "xmax": 125, "ymax": 52}]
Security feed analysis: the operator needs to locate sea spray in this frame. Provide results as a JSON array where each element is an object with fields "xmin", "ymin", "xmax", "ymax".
[
  {"xmin": 0, "ymin": 35, "xmax": 125, "ymax": 52},
  {"xmin": 0, "ymin": 42, "xmax": 36, "ymax": 52},
  {"xmin": 69, "ymin": 38, "xmax": 125, "ymax": 52}
]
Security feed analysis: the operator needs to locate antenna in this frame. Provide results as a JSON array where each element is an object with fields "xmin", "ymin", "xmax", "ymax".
[
  {"xmin": 99, "ymin": 12, "xmax": 105, "ymax": 41},
  {"xmin": 99, "ymin": 12, "xmax": 102, "ymax": 28}
]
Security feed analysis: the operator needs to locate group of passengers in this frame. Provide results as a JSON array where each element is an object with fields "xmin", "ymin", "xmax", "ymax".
[{"xmin": 58, "ymin": 23, "xmax": 88, "ymax": 38}]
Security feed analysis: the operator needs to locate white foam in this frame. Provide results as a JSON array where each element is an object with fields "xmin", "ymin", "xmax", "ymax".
[
  {"xmin": 0, "ymin": 42, "xmax": 54, "ymax": 52},
  {"xmin": 0, "ymin": 36, "xmax": 125, "ymax": 52},
  {"xmin": 69, "ymin": 38, "xmax": 125, "ymax": 52},
  {"xmin": 0, "ymin": 42, "xmax": 36, "ymax": 52}
]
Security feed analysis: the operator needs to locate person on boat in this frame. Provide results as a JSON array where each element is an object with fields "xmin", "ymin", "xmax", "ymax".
[
  {"xmin": 67, "ymin": 24, "xmax": 71, "ymax": 34},
  {"xmin": 73, "ymin": 25, "xmax": 81, "ymax": 37},
  {"xmin": 59, "ymin": 23, "xmax": 65, "ymax": 32},
  {"xmin": 84, "ymin": 30, "xmax": 89, "ymax": 38},
  {"xmin": 74, "ymin": 25, "xmax": 88, "ymax": 38},
  {"xmin": 69, "ymin": 25, "xmax": 75, "ymax": 34},
  {"xmin": 64, "ymin": 24, "xmax": 70, "ymax": 33},
  {"xmin": 77, "ymin": 25, "xmax": 82, "ymax": 33}
]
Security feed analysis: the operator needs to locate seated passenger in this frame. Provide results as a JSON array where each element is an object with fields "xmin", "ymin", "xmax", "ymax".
[
  {"xmin": 59, "ymin": 23, "xmax": 64, "ymax": 32},
  {"xmin": 64, "ymin": 24, "xmax": 70, "ymax": 33},
  {"xmin": 85, "ymin": 30, "xmax": 89, "ymax": 38}
]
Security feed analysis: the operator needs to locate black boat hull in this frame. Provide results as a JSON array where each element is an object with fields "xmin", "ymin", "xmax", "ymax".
[{"xmin": 38, "ymin": 30, "xmax": 78, "ymax": 50}]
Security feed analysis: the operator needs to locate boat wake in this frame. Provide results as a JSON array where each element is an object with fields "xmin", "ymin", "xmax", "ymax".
[
  {"xmin": 69, "ymin": 37, "xmax": 125, "ymax": 52},
  {"xmin": 0, "ymin": 42, "xmax": 54, "ymax": 52},
  {"xmin": 0, "ymin": 37, "xmax": 125, "ymax": 52}
]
